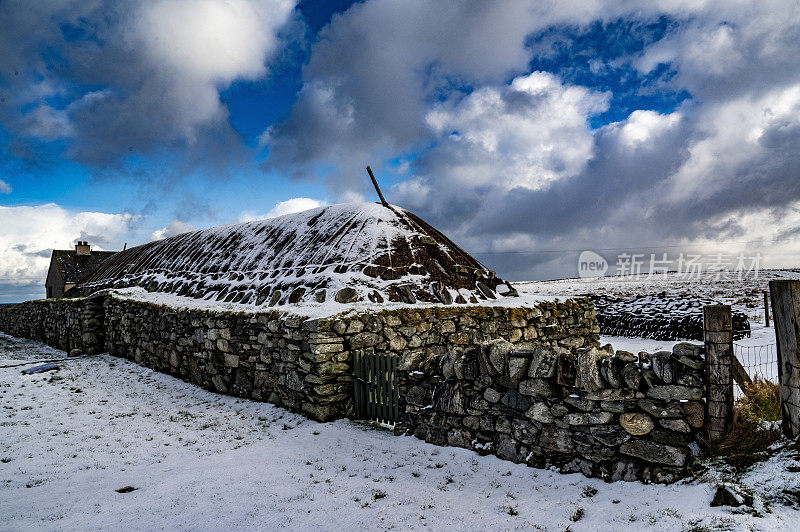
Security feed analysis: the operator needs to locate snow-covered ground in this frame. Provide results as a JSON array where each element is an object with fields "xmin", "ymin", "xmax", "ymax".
[{"xmin": 2, "ymin": 332, "xmax": 799, "ymax": 531}]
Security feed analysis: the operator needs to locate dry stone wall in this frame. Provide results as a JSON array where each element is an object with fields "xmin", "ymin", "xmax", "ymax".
[
  {"xmin": 0, "ymin": 295, "xmax": 598, "ymax": 424},
  {"xmin": 103, "ymin": 297, "xmax": 598, "ymax": 422},
  {"xmin": 103, "ymin": 298, "xmax": 350, "ymax": 421},
  {"xmin": 0, "ymin": 295, "xmax": 105, "ymax": 354},
  {"xmin": 398, "ymin": 340, "xmax": 707, "ymax": 483},
  {"xmin": 0, "ymin": 292, "xmax": 713, "ymax": 482}
]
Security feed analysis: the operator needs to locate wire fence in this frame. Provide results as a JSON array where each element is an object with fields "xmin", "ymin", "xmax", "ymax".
[{"xmin": 733, "ymin": 341, "xmax": 779, "ymax": 400}]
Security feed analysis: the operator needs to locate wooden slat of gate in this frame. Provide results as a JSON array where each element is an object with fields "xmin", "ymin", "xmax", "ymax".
[
  {"xmin": 379, "ymin": 353, "xmax": 386, "ymax": 422},
  {"xmin": 355, "ymin": 351, "xmax": 363, "ymax": 418},
  {"xmin": 371, "ymin": 353, "xmax": 378, "ymax": 420},
  {"xmin": 390, "ymin": 357, "xmax": 400, "ymax": 422},
  {"xmin": 384, "ymin": 354, "xmax": 391, "ymax": 423},
  {"xmin": 384, "ymin": 354, "xmax": 391, "ymax": 422},
  {"xmin": 353, "ymin": 351, "xmax": 359, "ymax": 417},
  {"xmin": 366, "ymin": 352, "xmax": 374, "ymax": 419},
  {"xmin": 382, "ymin": 354, "xmax": 388, "ymax": 422}
]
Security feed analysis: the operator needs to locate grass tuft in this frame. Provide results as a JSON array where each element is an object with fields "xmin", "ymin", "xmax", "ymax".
[
  {"xmin": 738, "ymin": 377, "xmax": 781, "ymax": 422},
  {"xmin": 703, "ymin": 404, "xmax": 783, "ymax": 470}
]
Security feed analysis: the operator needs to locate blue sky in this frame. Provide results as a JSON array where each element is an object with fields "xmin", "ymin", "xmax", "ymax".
[{"xmin": 1, "ymin": 1, "xmax": 799, "ymax": 301}]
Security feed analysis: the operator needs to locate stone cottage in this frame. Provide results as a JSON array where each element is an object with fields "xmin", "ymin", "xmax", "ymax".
[
  {"xmin": 45, "ymin": 241, "xmax": 117, "ymax": 299},
  {"xmin": 1, "ymin": 202, "xmax": 714, "ymax": 483}
]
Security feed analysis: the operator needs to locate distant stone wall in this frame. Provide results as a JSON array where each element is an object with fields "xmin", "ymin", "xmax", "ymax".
[
  {"xmin": 0, "ymin": 296, "xmax": 105, "ymax": 354},
  {"xmin": 592, "ymin": 294, "xmax": 750, "ymax": 341},
  {"xmin": 398, "ymin": 340, "xmax": 707, "ymax": 483}
]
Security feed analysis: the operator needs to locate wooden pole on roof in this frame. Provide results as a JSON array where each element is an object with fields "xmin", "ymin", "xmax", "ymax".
[{"xmin": 366, "ymin": 166, "xmax": 389, "ymax": 207}]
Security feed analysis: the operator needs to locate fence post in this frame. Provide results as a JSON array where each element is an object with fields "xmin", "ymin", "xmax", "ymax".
[
  {"xmin": 764, "ymin": 291, "xmax": 771, "ymax": 327},
  {"xmin": 704, "ymin": 305, "xmax": 733, "ymax": 444},
  {"xmin": 769, "ymin": 280, "xmax": 800, "ymax": 439}
]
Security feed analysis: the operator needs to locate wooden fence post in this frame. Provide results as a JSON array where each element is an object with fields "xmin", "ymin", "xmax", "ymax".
[
  {"xmin": 704, "ymin": 305, "xmax": 733, "ymax": 443},
  {"xmin": 764, "ymin": 291, "xmax": 771, "ymax": 327},
  {"xmin": 769, "ymin": 280, "xmax": 800, "ymax": 439}
]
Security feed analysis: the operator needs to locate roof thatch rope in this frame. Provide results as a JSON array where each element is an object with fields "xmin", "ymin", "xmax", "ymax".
[{"xmin": 69, "ymin": 202, "xmax": 516, "ymax": 306}]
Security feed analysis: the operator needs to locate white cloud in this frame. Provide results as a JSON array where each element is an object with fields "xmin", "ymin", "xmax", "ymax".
[
  {"xmin": 610, "ymin": 110, "xmax": 682, "ymax": 148},
  {"xmin": 130, "ymin": 0, "xmax": 296, "ymax": 144},
  {"xmin": 237, "ymin": 198, "xmax": 328, "ymax": 223},
  {"xmin": 138, "ymin": 0, "xmax": 293, "ymax": 84},
  {"xmin": 0, "ymin": 203, "xmax": 138, "ymax": 294},
  {"xmin": 0, "ymin": 179, "xmax": 11, "ymax": 194},
  {"xmin": 668, "ymin": 84, "xmax": 800, "ymax": 202},
  {"xmin": 424, "ymin": 71, "xmax": 608, "ymax": 191},
  {"xmin": 151, "ymin": 220, "xmax": 196, "ymax": 241}
]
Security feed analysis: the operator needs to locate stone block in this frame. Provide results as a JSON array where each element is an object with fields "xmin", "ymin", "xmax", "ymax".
[
  {"xmin": 484, "ymin": 387, "xmax": 501, "ymax": 403},
  {"xmin": 577, "ymin": 347, "xmax": 606, "ymax": 391},
  {"xmin": 309, "ymin": 342, "xmax": 344, "ymax": 355},
  {"xmin": 557, "ymin": 351, "xmax": 576, "ymax": 386},
  {"xmin": 683, "ymin": 400, "xmax": 705, "ymax": 428},
  {"xmin": 563, "ymin": 396, "xmax": 596, "ymax": 412},
  {"xmin": 622, "ymin": 363, "xmax": 642, "ymax": 389},
  {"xmin": 651, "ymin": 351, "xmax": 674, "ymax": 384},
  {"xmin": 590, "ymin": 425, "xmax": 631, "ymax": 447},
  {"xmin": 495, "ymin": 416, "xmax": 512, "ymax": 434},
  {"xmin": 447, "ymin": 428, "xmax": 472, "ymax": 448},
  {"xmin": 501, "ymin": 389, "xmax": 531, "ymax": 411},
  {"xmin": 564, "ymin": 412, "xmax": 614, "ymax": 425},
  {"xmin": 525, "ymin": 402, "xmax": 554, "ymax": 424},
  {"xmin": 672, "ymin": 342, "xmax": 703, "ymax": 359},
  {"xmin": 585, "ymin": 389, "xmax": 635, "ymax": 401},
  {"xmin": 349, "ymin": 332, "xmax": 380, "ymax": 349},
  {"xmin": 619, "ymin": 412, "xmax": 654, "ymax": 435},
  {"xmin": 483, "ymin": 338, "xmax": 510, "ymax": 374},
  {"xmin": 526, "ymin": 346, "xmax": 560, "ymax": 378},
  {"xmin": 637, "ymin": 399, "xmax": 683, "ymax": 418},
  {"xmin": 539, "ymin": 426, "xmax": 574, "ymax": 453},
  {"xmin": 619, "ymin": 439, "xmax": 688, "ymax": 467},
  {"xmin": 646, "ymin": 385, "xmax": 703, "ymax": 401},
  {"xmin": 512, "ymin": 418, "xmax": 539, "ymax": 445},
  {"xmin": 507, "ymin": 354, "xmax": 530, "ymax": 384},
  {"xmin": 518, "ymin": 378, "xmax": 555, "ymax": 398},
  {"xmin": 659, "ymin": 418, "xmax": 691, "ymax": 433}
]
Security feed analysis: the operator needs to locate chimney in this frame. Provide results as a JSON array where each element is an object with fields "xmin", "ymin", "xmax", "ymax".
[{"xmin": 75, "ymin": 241, "xmax": 91, "ymax": 255}]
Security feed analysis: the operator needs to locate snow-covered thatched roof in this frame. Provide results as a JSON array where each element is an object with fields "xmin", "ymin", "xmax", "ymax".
[{"xmin": 69, "ymin": 202, "xmax": 516, "ymax": 307}]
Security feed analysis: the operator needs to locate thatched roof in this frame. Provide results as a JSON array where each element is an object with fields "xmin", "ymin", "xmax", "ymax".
[{"xmin": 69, "ymin": 202, "xmax": 516, "ymax": 306}]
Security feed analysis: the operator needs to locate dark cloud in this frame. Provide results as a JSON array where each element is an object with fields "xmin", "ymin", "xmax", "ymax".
[
  {"xmin": 0, "ymin": 0, "xmax": 296, "ymax": 168},
  {"xmin": 262, "ymin": 0, "xmax": 800, "ymax": 281}
]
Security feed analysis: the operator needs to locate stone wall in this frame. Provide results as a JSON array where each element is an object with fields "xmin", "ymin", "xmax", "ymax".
[
  {"xmin": 592, "ymin": 294, "xmax": 750, "ymax": 341},
  {"xmin": 0, "ymin": 295, "xmax": 598, "ymax": 424},
  {"xmin": 398, "ymin": 340, "xmax": 707, "ymax": 483},
  {"xmin": 102, "ymin": 297, "xmax": 351, "ymax": 421},
  {"xmin": 103, "ymin": 297, "xmax": 598, "ymax": 422},
  {"xmin": 0, "ymin": 292, "xmax": 713, "ymax": 482},
  {"xmin": 0, "ymin": 295, "xmax": 105, "ymax": 354}
]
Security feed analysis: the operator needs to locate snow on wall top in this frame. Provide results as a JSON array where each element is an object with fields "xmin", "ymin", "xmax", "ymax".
[{"xmin": 70, "ymin": 202, "xmax": 517, "ymax": 307}]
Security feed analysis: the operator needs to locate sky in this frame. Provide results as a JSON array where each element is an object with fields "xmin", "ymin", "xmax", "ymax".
[{"xmin": 1, "ymin": 0, "xmax": 799, "ymax": 302}]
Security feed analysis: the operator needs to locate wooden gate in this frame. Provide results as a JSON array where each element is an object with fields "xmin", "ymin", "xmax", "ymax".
[{"xmin": 353, "ymin": 351, "xmax": 400, "ymax": 424}]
